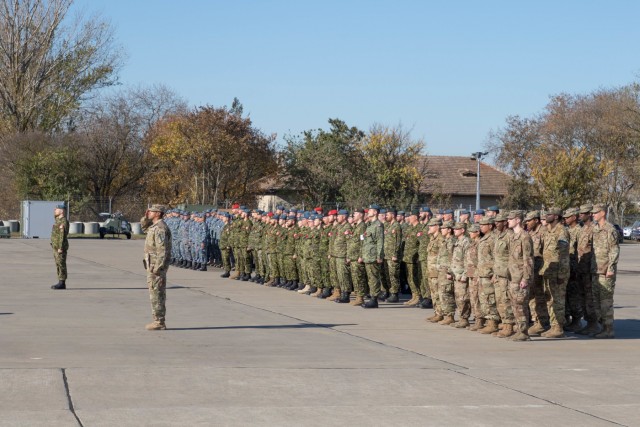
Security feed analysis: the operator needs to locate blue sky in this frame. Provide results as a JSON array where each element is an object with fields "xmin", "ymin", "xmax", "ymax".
[{"xmin": 74, "ymin": 1, "xmax": 640, "ymax": 157}]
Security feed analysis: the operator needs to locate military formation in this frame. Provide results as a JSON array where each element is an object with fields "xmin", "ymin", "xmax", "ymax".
[{"xmin": 147, "ymin": 202, "xmax": 620, "ymax": 339}]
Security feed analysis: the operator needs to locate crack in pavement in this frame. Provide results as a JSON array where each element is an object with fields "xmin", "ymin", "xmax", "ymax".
[{"xmin": 61, "ymin": 368, "xmax": 84, "ymax": 427}]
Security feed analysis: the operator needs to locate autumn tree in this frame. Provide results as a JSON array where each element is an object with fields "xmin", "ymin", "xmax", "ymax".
[{"xmin": 0, "ymin": 0, "xmax": 122, "ymax": 132}]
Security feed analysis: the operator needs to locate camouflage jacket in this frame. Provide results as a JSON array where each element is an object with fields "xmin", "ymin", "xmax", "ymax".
[
  {"xmin": 383, "ymin": 220, "xmax": 403, "ymax": 260},
  {"xmin": 477, "ymin": 232, "xmax": 496, "ymax": 278},
  {"xmin": 576, "ymin": 222, "xmax": 594, "ymax": 274},
  {"xmin": 567, "ymin": 224, "xmax": 580, "ymax": 275},
  {"xmin": 493, "ymin": 229, "xmax": 511, "ymax": 279},
  {"xmin": 144, "ymin": 220, "xmax": 171, "ymax": 274},
  {"xmin": 437, "ymin": 234, "xmax": 456, "ymax": 275},
  {"xmin": 541, "ymin": 222, "xmax": 570, "ymax": 279},
  {"xmin": 361, "ymin": 219, "xmax": 384, "ymax": 263},
  {"xmin": 402, "ymin": 224, "xmax": 420, "ymax": 264},
  {"xmin": 347, "ymin": 221, "xmax": 366, "ymax": 261},
  {"xmin": 426, "ymin": 233, "xmax": 443, "ymax": 278},
  {"xmin": 331, "ymin": 223, "xmax": 349, "ymax": 257},
  {"xmin": 591, "ymin": 221, "xmax": 620, "ymax": 276},
  {"xmin": 508, "ymin": 229, "xmax": 533, "ymax": 284},
  {"xmin": 51, "ymin": 216, "xmax": 69, "ymax": 251},
  {"xmin": 465, "ymin": 236, "xmax": 479, "ymax": 278},
  {"xmin": 451, "ymin": 235, "xmax": 470, "ymax": 280},
  {"xmin": 219, "ymin": 223, "xmax": 231, "ymax": 249}
]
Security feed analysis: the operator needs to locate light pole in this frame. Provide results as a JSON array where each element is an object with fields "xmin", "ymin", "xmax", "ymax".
[{"xmin": 471, "ymin": 152, "xmax": 489, "ymax": 211}]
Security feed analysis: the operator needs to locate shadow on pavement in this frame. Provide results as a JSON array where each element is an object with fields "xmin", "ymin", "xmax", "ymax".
[
  {"xmin": 67, "ymin": 285, "xmax": 191, "ymax": 290},
  {"xmin": 0, "ymin": 312, "xmax": 13, "ymax": 315},
  {"xmin": 169, "ymin": 323, "xmax": 356, "ymax": 331}
]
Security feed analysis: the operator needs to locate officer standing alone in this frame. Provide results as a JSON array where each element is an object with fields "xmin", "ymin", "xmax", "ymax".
[{"xmin": 51, "ymin": 204, "xmax": 69, "ymax": 290}]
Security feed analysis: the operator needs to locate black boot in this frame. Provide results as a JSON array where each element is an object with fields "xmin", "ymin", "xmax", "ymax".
[
  {"xmin": 378, "ymin": 291, "xmax": 389, "ymax": 301},
  {"xmin": 420, "ymin": 298, "xmax": 433, "ymax": 309},
  {"xmin": 199, "ymin": 264, "xmax": 207, "ymax": 271},
  {"xmin": 386, "ymin": 293, "xmax": 399, "ymax": 303},
  {"xmin": 296, "ymin": 282, "xmax": 305, "ymax": 291},
  {"xmin": 258, "ymin": 276, "xmax": 265, "ymax": 284},
  {"xmin": 193, "ymin": 262, "xmax": 199, "ymax": 270},
  {"xmin": 288, "ymin": 281, "xmax": 299, "ymax": 290},
  {"xmin": 306, "ymin": 286, "xmax": 317, "ymax": 295},
  {"xmin": 363, "ymin": 296, "xmax": 378, "ymax": 308},
  {"xmin": 415, "ymin": 297, "xmax": 424, "ymax": 308},
  {"xmin": 320, "ymin": 287, "xmax": 333, "ymax": 299},
  {"xmin": 221, "ymin": 271, "xmax": 230, "ymax": 278},
  {"xmin": 185, "ymin": 261, "xmax": 192, "ymax": 269},
  {"xmin": 241, "ymin": 274, "xmax": 249, "ymax": 281},
  {"xmin": 336, "ymin": 292, "xmax": 351, "ymax": 303},
  {"xmin": 51, "ymin": 280, "xmax": 66, "ymax": 290}
]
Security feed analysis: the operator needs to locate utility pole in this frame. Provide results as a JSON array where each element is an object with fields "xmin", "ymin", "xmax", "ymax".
[{"xmin": 471, "ymin": 152, "xmax": 489, "ymax": 211}]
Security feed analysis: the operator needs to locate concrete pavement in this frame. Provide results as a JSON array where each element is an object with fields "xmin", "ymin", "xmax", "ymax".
[{"xmin": 1, "ymin": 238, "xmax": 639, "ymax": 426}]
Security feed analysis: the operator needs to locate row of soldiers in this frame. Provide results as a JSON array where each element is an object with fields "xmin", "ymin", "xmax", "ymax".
[
  {"xmin": 165, "ymin": 202, "xmax": 620, "ymax": 340},
  {"xmin": 164, "ymin": 211, "xmax": 226, "ymax": 271}
]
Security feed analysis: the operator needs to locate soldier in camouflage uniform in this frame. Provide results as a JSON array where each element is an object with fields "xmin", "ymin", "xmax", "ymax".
[
  {"xmin": 466, "ymin": 224, "xmax": 483, "ymax": 330},
  {"xmin": 417, "ymin": 207, "xmax": 433, "ymax": 309},
  {"xmin": 325, "ymin": 211, "xmax": 340, "ymax": 299},
  {"xmin": 264, "ymin": 215, "xmax": 281, "ymax": 286},
  {"xmin": 51, "ymin": 204, "xmax": 69, "ymax": 290},
  {"xmin": 329, "ymin": 210, "xmax": 351, "ymax": 301},
  {"xmin": 436, "ymin": 221, "xmax": 456, "ymax": 325},
  {"xmin": 346, "ymin": 209, "xmax": 367, "ymax": 305},
  {"xmin": 318, "ymin": 213, "xmax": 333, "ymax": 298},
  {"xmin": 402, "ymin": 210, "xmax": 422, "ymax": 307},
  {"xmin": 282, "ymin": 214, "xmax": 299, "ymax": 288},
  {"xmin": 219, "ymin": 213, "xmax": 232, "ymax": 277},
  {"xmin": 248, "ymin": 211, "xmax": 263, "ymax": 283},
  {"xmin": 383, "ymin": 208, "xmax": 403, "ymax": 303},
  {"xmin": 525, "ymin": 211, "xmax": 551, "ymax": 336},
  {"xmin": 507, "ymin": 210, "xmax": 533, "ymax": 341},
  {"xmin": 143, "ymin": 204, "xmax": 171, "ymax": 331},
  {"xmin": 179, "ymin": 212, "xmax": 192, "ymax": 268},
  {"xmin": 362, "ymin": 204, "xmax": 385, "ymax": 309},
  {"xmin": 575, "ymin": 204, "xmax": 599, "ymax": 335},
  {"xmin": 425, "ymin": 218, "xmax": 444, "ymax": 322},
  {"xmin": 450, "ymin": 222, "xmax": 471, "ymax": 328},
  {"xmin": 563, "ymin": 208, "xmax": 582, "ymax": 331},
  {"xmin": 590, "ymin": 204, "xmax": 619, "ymax": 339},
  {"xmin": 493, "ymin": 213, "xmax": 515, "ymax": 338},
  {"xmin": 539, "ymin": 207, "xmax": 571, "ymax": 339},
  {"xmin": 477, "ymin": 217, "xmax": 500, "ymax": 334}
]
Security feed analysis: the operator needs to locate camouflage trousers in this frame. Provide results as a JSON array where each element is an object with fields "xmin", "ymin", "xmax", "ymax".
[
  {"xmin": 329, "ymin": 256, "xmax": 338, "ymax": 290},
  {"xmin": 221, "ymin": 247, "xmax": 232, "ymax": 272},
  {"xmin": 468, "ymin": 277, "xmax": 481, "ymax": 320},
  {"xmin": 579, "ymin": 270, "xmax": 597, "ymax": 322},
  {"xmin": 147, "ymin": 271, "xmax": 166, "ymax": 324},
  {"xmin": 437, "ymin": 272, "xmax": 455, "ymax": 316},
  {"xmin": 195, "ymin": 243, "xmax": 207, "ymax": 264},
  {"xmin": 365, "ymin": 262, "xmax": 382, "ymax": 296},
  {"xmin": 529, "ymin": 264, "xmax": 549, "ymax": 325},
  {"xmin": 267, "ymin": 252, "xmax": 280, "ymax": 280},
  {"xmin": 428, "ymin": 274, "xmax": 441, "ymax": 315},
  {"xmin": 509, "ymin": 282, "xmax": 530, "ymax": 333},
  {"xmin": 479, "ymin": 277, "xmax": 499, "ymax": 321},
  {"xmin": 419, "ymin": 260, "xmax": 431, "ymax": 299},
  {"xmin": 181, "ymin": 242, "xmax": 191, "ymax": 261},
  {"xmin": 565, "ymin": 274, "xmax": 584, "ymax": 320},
  {"xmin": 283, "ymin": 254, "xmax": 298, "ymax": 281},
  {"xmin": 494, "ymin": 276, "xmax": 514, "ymax": 325},
  {"xmin": 350, "ymin": 261, "xmax": 367, "ymax": 297},
  {"xmin": 543, "ymin": 273, "xmax": 568, "ymax": 328},
  {"xmin": 379, "ymin": 260, "xmax": 389, "ymax": 292},
  {"xmin": 592, "ymin": 274, "xmax": 616, "ymax": 327},
  {"xmin": 405, "ymin": 262, "xmax": 420, "ymax": 296},
  {"xmin": 53, "ymin": 250, "xmax": 67, "ymax": 280},
  {"xmin": 384, "ymin": 259, "xmax": 401, "ymax": 294},
  {"xmin": 319, "ymin": 254, "xmax": 329, "ymax": 289},
  {"xmin": 249, "ymin": 249, "xmax": 260, "ymax": 276},
  {"xmin": 257, "ymin": 249, "xmax": 268, "ymax": 278},
  {"xmin": 238, "ymin": 246, "xmax": 252, "ymax": 274},
  {"xmin": 332, "ymin": 256, "xmax": 350, "ymax": 292},
  {"xmin": 454, "ymin": 278, "xmax": 471, "ymax": 320},
  {"xmin": 308, "ymin": 257, "xmax": 322, "ymax": 288}
]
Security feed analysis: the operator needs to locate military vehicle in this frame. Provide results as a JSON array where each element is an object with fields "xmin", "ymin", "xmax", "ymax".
[{"xmin": 99, "ymin": 211, "xmax": 132, "ymax": 239}]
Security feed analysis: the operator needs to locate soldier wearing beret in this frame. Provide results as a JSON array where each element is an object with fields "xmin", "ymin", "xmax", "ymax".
[
  {"xmin": 402, "ymin": 209, "xmax": 422, "ymax": 307},
  {"xmin": 383, "ymin": 208, "xmax": 403, "ymax": 303},
  {"xmin": 144, "ymin": 204, "xmax": 172, "ymax": 330},
  {"xmin": 466, "ymin": 224, "xmax": 483, "ymax": 330},
  {"xmin": 51, "ymin": 204, "xmax": 69, "ymax": 290},
  {"xmin": 362, "ymin": 204, "xmax": 385, "ymax": 308}
]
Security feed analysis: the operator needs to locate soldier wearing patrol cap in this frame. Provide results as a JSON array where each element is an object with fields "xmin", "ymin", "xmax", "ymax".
[
  {"xmin": 507, "ymin": 210, "xmax": 534, "ymax": 341},
  {"xmin": 51, "ymin": 203, "xmax": 69, "ymax": 290},
  {"xmin": 575, "ymin": 204, "xmax": 599, "ymax": 335},
  {"xmin": 477, "ymin": 217, "xmax": 500, "ymax": 334},
  {"xmin": 493, "ymin": 212, "xmax": 515, "ymax": 338},
  {"xmin": 563, "ymin": 207, "xmax": 583, "ymax": 332},
  {"xmin": 436, "ymin": 220, "xmax": 456, "ymax": 325},
  {"xmin": 451, "ymin": 222, "xmax": 471, "ymax": 328},
  {"xmin": 143, "ymin": 204, "xmax": 172, "ymax": 331}
]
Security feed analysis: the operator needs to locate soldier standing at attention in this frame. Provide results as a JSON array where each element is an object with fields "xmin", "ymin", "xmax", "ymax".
[
  {"xmin": 525, "ymin": 211, "xmax": 551, "ymax": 336},
  {"xmin": 51, "ymin": 204, "xmax": 69, "ymax": 290},
  {"xmin": 563, "ymin": 208, "xmax": 582, "ymax": 331},
  {"xmin": 506, "ymin": 210, "xmax": 534, "ymax": 341},
  {"xmin": 539, "ymin": 208, "xmax": 571, "ymax": 339},
  {"xmin": 492, "ymin": 213, "xmax": 515, "ymax": 338},
  {"xmin": 383, "ymin": 208, "xmax": 403, "ymax": 303},
  {"xmin": 466, "ymin": 224, "xmax": 483, "ymax": 330},
  {"xmin": 477, "ymin": 218, "xmax": 500, "ymax": 334},
  {"xmin": 575, "ymin": 204, "xmax": 599, "ymax": 335},
  {"xmin": 144, "ymin": 205, "xmax": 171, "ymax": 331},
  {"xmin": 436, "ymin": 221, "xmax": 456, "ymax": 325},
  {"xmin": 417, "ymin": 207, "xmax": 433, "ymax": 308},
  {"xmin": 590, "ymin": 204, "xmax": 620, "ymax": 339},
  {"xmin": 450, "ymin": 222, "xmax": 471, "ymax": 328},
  {"xmin": 219, "ymin": 213, "xmax": 232, "ymax": 277},
  {"xmin": 362, "ymin": 204, "xmax": 385, "ymax": 309},
  {"xmin": 402, "ymin": 210, "xmax": 422, "ymax": 307},
  {"xmin": 346, "ymin": 209, "xmax": 367, "ymax": 305},
  {"xmin": 425, "ymin": 218, "xmax": 444, "ymax": 322}
]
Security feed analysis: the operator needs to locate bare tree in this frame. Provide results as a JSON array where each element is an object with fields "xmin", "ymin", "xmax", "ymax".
[{"xmin": 0, "ymin": 0, "xmax": 122, "ymax": 132}]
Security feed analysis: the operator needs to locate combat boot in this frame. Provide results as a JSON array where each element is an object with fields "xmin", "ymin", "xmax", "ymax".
[
  {"xmin": 575, "ymin": 320, "xmax": 600, "ymax": 336},
  {"xmin": 469, "ymin": 318, "xmax": 485, "ymax": 331},
  {"xmin": 221, "ymin": 271, "xmax": 231, "ymax": 278},
  {"xmin": 378, "ymin": 291, "xmax": 389, "ymax": 301},
  {"xmin": 426, "ymin": 313, "xmax": 441, "ymax": 322},
  {"xmin": 541, "ymin": 324, "xmax": 565, "ymax": 338},
  {"xmin": 403, "ymin": 295, "xmax": 419, "ymax": 307},
  {"xmin": 145, "ymin": 321, "xmax": 166, "ymax": 331},
  {"xmin": 199, "ymin": 264, "xmax": 207, "ymax": 271},
  {"xmin": 438, "ymin": 315, "xmax": 455, "ymax": 325},
  {"xmin": 510, "ymin": 331, "xmax": 531, "ymax": 342},
  {"xmin": 51, "ymin": 280, "xmax": 66, "ymax": 290},
  {"xmin": 592, "ymin": 324, "xmax": 615, "ymax": 339},
  {"xmin": 453, "ymin": 318, "xmax": 470, "ymax": 328},
  {"xmin": 362, "ymin": 297, "xmax": 378, "ymax": 308},
  {"xmin": 564, "ymin": 317, "xmax": 583, "ymax": 332},
  {"xmin": 311, "ymin": 287, "xmax": 323, "ymax": 297},
  {"xmin": 327, "ymin": 288, "xmax": 341, "ymax": 301},
  {"xmin": 305, "ymin": 286, "xmax": 317, "ymax": 295},
  {"xmin": 258, "ymin": 276, "xmax": 265, "ymax": 284},
  {"xmin": 288, "ymin": 281, "xmax": 300, "ymax": 290},
  {"xmin": 264, "ymin": 278, "xmax": 276, "ymax": 287},
  {"xmin": 496, "ymin": 323, "xmax": 514, "ymax": 338},
  {"xmin": 320, "ymin": 287, "xmax": 333, "ymax": 299},
  {"xmin": 527, "ymin": 321, "xmax": 547, "ymax": 336},
  {"xmin": 336, "ymin": 292, "xmax": 350, "ymax": 303},
  {"xmin": 415, "ymin": 297, "xmax": 424, "ymax": 308},
  {"xmin": 386, "ymin": 293, "xmax": 399, "ymax": 303},
  {"xmin": 420, "ymin": 298, "xmax": 433, "ymax": 309},
  {"xmin": 428, "ymin": 314, "xmax": 444, "ymax": 323},
  {"xmin": 350, "ymin": 295, "xmax": 365, "ymax": 306},
  {"xmin": 230, "ymin": 270, "xmax": 240, "ymax": 279},
  {"xmin": 479, "ymin": 320, "xmax": 499, "ymax": 334},
  {"xmin": 296, "ymin": 282, "xmax": 306, "ymax": 291},
  {"xmin": 298, "ymin": 284, "xmax": 311, "ymax": 294}
]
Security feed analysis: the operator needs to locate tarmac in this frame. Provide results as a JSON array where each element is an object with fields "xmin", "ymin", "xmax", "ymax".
[{"xmin": 1, "ymin": 237, "xmax": 639, "ymax": 427}]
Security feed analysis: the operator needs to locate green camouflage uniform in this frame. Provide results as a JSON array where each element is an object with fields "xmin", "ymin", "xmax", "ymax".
[
  {"xmin": 402, "ymin": 224, "xmax": 421, "ymax": 297},
  {"xmin": 144, "ymin": 219, "xmax": 172, "ymax": 324},
  {"xmin": 331, "ymin": 222, "xmax": 351, "ymax": 292},
  {"xmin": 219, "ymin": 223, "xmax": 232, "ymax": 273},
  {"xmin": 362, "ymin": 219, "xmax": 384, "ymax": 297},
  {"xmin": 417, "ymin": 224, "xmax": 431, "ymax": 299},
  {"xmin": 383, "ymin": 220, "xmax": 403, "ymax": 294},
  {"xmin": 51, "ymin": 216, "xmax": 69, "ymax": 280},
  {"xmin": 347, "ymin": 220, "xmax": 367, "ymax": 297}
]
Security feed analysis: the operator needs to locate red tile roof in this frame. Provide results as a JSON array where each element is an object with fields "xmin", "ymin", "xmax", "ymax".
[{"xmin": 418, "ymin": 156, "xmax": 509, "ymax": 196}]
